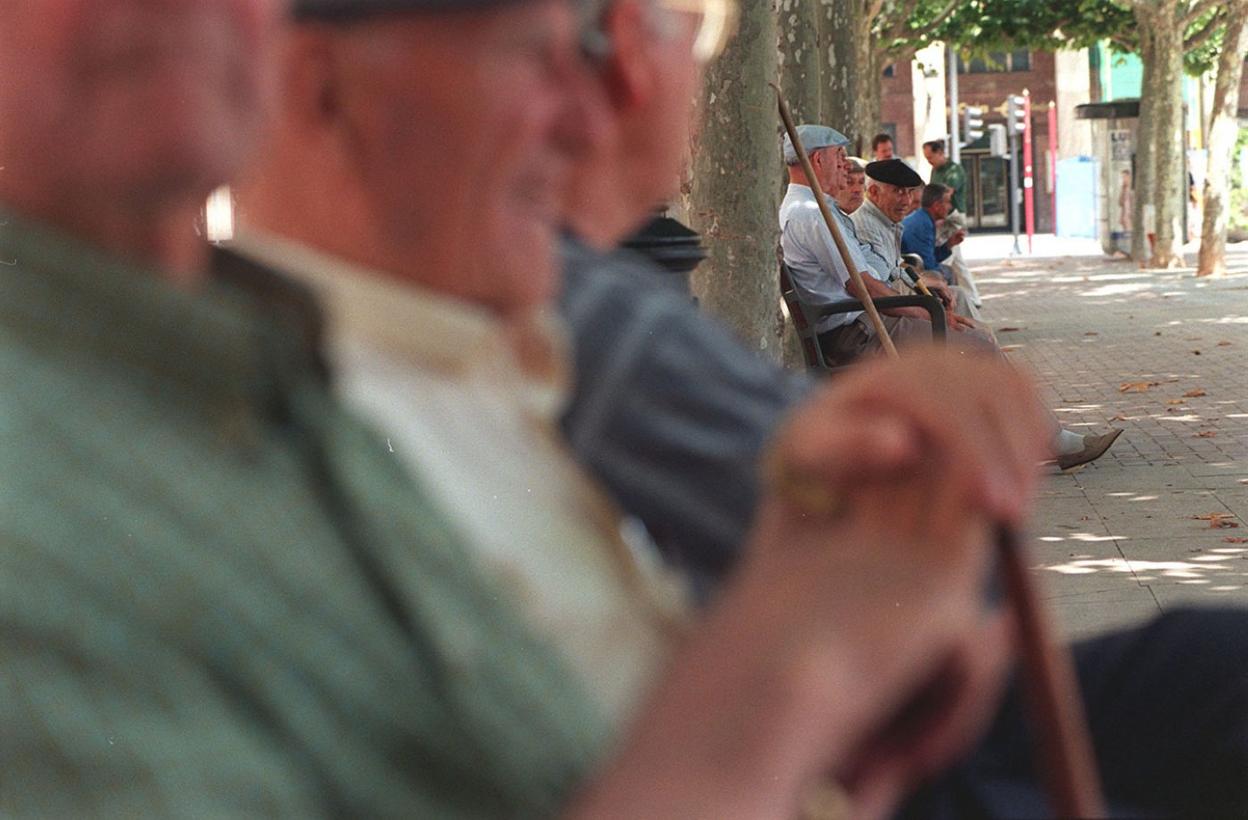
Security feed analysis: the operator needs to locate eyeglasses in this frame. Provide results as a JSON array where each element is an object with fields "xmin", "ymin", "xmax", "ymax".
[{"xmin": 654, "ymin": 0, "xmax": 740, "ymax": 63}]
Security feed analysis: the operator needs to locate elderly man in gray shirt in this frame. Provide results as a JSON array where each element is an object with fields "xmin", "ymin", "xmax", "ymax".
[{"xmin": 854, "ymin": 158, "xmax": 980, "ymax": 320}]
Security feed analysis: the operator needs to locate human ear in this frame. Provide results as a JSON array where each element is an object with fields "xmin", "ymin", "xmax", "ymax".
[{"xmin": 598, "ymin": 0, "xmax": 656, "ymax": 110}]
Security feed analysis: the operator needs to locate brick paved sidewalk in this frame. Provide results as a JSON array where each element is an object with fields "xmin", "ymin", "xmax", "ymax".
[{"xmin": 969, "ymin": 238, "xmax": 1248, "ymax": 639}]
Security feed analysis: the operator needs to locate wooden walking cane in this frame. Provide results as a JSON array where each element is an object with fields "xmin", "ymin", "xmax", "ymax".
[
  {"xmin": 771, "ymin": 85, "xmax": 898, "ymax": 360},
  {"xmin": 772, "ymin": 88, "xmax": 1107, "ymax": 818}
]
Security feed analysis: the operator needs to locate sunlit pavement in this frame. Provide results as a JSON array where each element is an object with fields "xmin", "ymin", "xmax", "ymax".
[{"xmin": 966, "ymin": 233, "xmax": 1248, "ymax": 639}]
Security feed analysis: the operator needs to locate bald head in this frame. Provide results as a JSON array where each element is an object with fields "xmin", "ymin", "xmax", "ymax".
[{"xmin": 240, "ymin": 0, "xmax": 593, "ymax": 315}]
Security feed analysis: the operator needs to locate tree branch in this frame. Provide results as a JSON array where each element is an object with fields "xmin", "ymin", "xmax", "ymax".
[
  {"xmin": 876, "ymin": 0, "xmax": 923, "ymax": 41},
  {"xmin": 1185, "ymin": 7, "xmax": 1227, "ymax": 49},
  {"xmin": 880, "ymin": 0, "xmax": 958, "ymax": 46},
  {"xmin": 865, "ymin": 0, "xmax": 888, "ymax": 27},
  {"xmin": 1183, "ymin": 0, "xmax": 1222, "ymax": 26},
  {"xmin": 884, "ymin": 41, "xmax": 923, "ymax": 69}
]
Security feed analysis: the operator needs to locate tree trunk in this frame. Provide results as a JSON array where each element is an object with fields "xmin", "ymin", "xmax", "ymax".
[
  {"xmin": 779, "ymin": 0, "xmax": 822, "ymax": 123},
  {"xmin": 1132, "ymin": 20, "xmax": 1157, "ymax": 264},
  {"xmin": 778, "ymin": 0, "xmax": 821, "ymax": 369},
  {"xmin": 820, "ymin": 0, "xmax": 871, "ymax": 146},
  {"xmin": 686, "ymin": 0, "xmax": 785, "ymax": 361},
  {"xmin": 852, "ymin": 44, "xmax": 883, "ymax": 158},
  {"xmin": 1197, "ymin": 4, "xmax": 1248, "ymax": 276},
  {"xmin": 1148, "ymin": 13, "xmax": 1185, "ymax": 268}
]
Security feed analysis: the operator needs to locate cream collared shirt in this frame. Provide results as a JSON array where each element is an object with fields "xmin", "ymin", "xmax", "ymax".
[{"xmin": 232, "ymin": 232, "xmax": 688, "ymax": 726}]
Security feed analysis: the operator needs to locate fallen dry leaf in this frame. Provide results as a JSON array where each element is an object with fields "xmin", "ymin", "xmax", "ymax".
[
  {"xmin": 1193, "ymin": 513, "xmax": 1240, "ymax": 529},
  {"xmin": 1183, "ymin": 388, "xmax": 1207, "ymax": 398},
  {"xmin": 1119, "ymin": 381, "xmax": 1159, "ymax": 393},
  {"xmin": 1223, "ymin": 537, "xmax": 1248, "ymax": 544},
  {"xmin": 1185, "ymin": 337, "xmax": 1203, "ymax": 342},
  {"xmin": 998, "ymin": 327, "xmax": 1023, "ymax": 333},
  {"xmin": 1084, "ymin": 331, "xmax": 1099, "ymax": 336},
  {"xmin": 1196, "ymin": 431, "xmax": 1218, "ymax": 438},
  {"xmin": 1166, "ymin": 399, "xmax": 1187, "ymax": 406},
  {"xmin": 1193, "ymin": 350, "xmax": 1202, "ymax": 355},
  {"xmin": 1108, "ymin": 412, "xmax": 1129, "ymax": 421},
  {"xmin": 1218, "ymin": 341, "xmax": 1233, "ymax": 347},
  {"xmin": 1154, "ymin": 331, "xmax": 1162, "ymax": 336}
]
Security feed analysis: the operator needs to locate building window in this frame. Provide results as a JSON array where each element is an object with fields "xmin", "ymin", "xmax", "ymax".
[
  {"xmin": 957, "ymin": 50, "xmax": 1031, "ymax": 74},
  {"xmin": 883, "ymin": 64, "xmax": 894, "ymax": 78}
]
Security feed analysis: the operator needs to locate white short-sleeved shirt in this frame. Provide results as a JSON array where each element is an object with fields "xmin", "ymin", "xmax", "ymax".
[{"xmin": 779, "ymin": 183, "xmax": 888, "ymax": 332}]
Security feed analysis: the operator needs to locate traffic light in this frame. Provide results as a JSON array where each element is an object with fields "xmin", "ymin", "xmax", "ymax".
[
  {"xmin": 1006, "ymin": 94, "xmax": 1027, "ymax": 134},
  {"xmin": 962, "ymin": 104, "xmax": 985, "ymax": 144}
]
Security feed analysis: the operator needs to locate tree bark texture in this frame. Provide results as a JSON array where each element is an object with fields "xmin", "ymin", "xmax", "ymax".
[
  {"xmin": 686, "ymin": 0, "xmax": 786, "ymax": 360},
  {"xmin": 820, "ymin": 0, "xmax": 873, "ymax": 151},
  {"xmin": 1148, "ymin": 15, "xmax": 1186, "ymax": 268},
  {"xmin": 779, "ymin": 0, "xmax": 822, "ymax": 124},
  {"xmin": 1132, "ymin": 0, "xmax": 1186, "ymax": 268},
  {"xmin": 1131, "ymin": 20, "xmax": 1157, "ymax": 263},
  {"xmin": 1197, "ymin": 4, "xmax": 1248, "ymax": 276},
  {"xmin": 852, "ymin": 36, "xmax": 883, "ymax": 157},
  {"xmin": 777, "ymin": 0, "xmax": 822, "ymax": 368}
]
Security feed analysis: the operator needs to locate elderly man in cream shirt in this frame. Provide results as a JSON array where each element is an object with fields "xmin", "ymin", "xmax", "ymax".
[{"xmin": 231, "ymin": 0, "xmax": 689, "ymax": 728}]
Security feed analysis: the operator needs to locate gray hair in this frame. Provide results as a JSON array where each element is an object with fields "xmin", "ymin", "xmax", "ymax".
[{"xmin": 921, "ymin": 183, "xmax": 949, "ymax": 209}]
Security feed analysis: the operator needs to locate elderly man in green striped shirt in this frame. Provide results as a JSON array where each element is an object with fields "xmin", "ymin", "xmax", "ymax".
[{"xmin": 0, "ymin": 0, "xmax": 1055, "ymax": 817}]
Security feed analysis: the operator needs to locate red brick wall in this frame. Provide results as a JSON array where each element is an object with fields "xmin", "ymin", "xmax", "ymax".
[
  {"xmin": 880, "ymin": 62, "xmax": 915, "ymax": 156},
  {"xmin": 882, "ymin": 51, "xmax": 1060, "ymax": 231}
]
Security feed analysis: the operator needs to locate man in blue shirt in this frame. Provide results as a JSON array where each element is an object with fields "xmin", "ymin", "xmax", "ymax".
[{"xmin": 902, "ymin": 183, "xmax": 965, "ymax": 283}]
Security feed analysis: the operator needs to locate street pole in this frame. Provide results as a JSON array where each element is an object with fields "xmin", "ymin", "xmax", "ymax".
[
  {"xmin": 948, "ymin": 45, "xmax": 960, "ymax": 164},
  {"xmin": 1010, "ymin": 116, "xmax": 1022, "ymax": 255},
  {"xmin": 1023, "ymin": 89, "xmax": 1035, "ymax": 254},
  {"xmin": 1048, "ymin": 100, "xmax": 1058, "ymax": 236}
]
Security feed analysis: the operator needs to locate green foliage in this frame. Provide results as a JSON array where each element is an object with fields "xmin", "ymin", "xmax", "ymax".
[
  {"xmin": 896, "ymin": 0, "xmax": 1134, "ymax": 57},
  {"xmin": 897, "ymin": 0, "xmax": 1220, "ymax": 77},
  {"xmin": 1182, "ymin": 8, "xmax": 1226, "ymax": 75}
]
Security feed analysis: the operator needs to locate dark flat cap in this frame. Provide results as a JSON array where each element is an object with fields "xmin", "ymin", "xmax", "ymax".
[
  {"xmin": 294, "ymin": 0, "xmax": 527, "ymax": 18},
  {"xmin": 865, "ymin": 158, "xmax": 923, "ymax": 188}
]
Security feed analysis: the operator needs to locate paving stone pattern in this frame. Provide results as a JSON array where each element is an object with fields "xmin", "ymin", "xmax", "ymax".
[{"xmin": 971, "ymin": 241, "xmax": 1248, "ymax": 639}]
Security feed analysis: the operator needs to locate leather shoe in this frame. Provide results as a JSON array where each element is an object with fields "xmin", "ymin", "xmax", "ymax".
[{"xmin": 1057, "ymin": 428, "xmax": 1123, "ymax": 471}]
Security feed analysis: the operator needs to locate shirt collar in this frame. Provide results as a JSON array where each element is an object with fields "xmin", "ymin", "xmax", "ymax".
[{"xmin": 229, "ymin": 230, "xmax": 570, "ymax": 410}]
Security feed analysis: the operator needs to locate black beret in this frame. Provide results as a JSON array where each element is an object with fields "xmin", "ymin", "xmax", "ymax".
[
  {"xmin": 294, "ymin": 0, "xmax": 526, "ymax": 18},
  {"xmin": 865, "ymin": 158, "xmax": 924, "ymax": 188}
]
